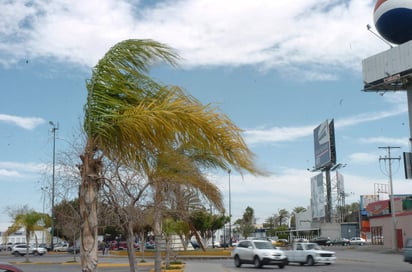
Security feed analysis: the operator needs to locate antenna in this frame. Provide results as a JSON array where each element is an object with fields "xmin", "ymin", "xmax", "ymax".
[{"xmin": 367, "ymin": 24, "xmax": 393, "ymax": 48}]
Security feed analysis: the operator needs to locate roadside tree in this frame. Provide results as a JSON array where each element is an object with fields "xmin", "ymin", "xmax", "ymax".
[
  {"xmin": 79, "ymin": 39, "xmax": 264, "ymax": 272},
  {"xmin": 5, "ymin": 206, "xmax": 51, "ymax": 263},
  {"xmin": 234, "ymin": 206, "xmax": 255, "ymax": 239}
]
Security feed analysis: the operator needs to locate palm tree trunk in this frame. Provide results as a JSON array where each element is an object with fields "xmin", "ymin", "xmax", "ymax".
[
  {"xmin": 153, "ymin": 181, "xmax": 163, "ymax": 272},
  {"xmin": 25, "ymin": 232, "xmax": 30, "ymax": 263},
  {"xmin": 79, "ymin": 140, "xmax": 103, "ymax": 272}
]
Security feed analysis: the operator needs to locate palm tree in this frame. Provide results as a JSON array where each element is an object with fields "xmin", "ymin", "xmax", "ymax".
[
  {"xmin": 145, "ymin": 148, "xmax": 227, "ymax": 271},
  {"xmin": 276, "ymin": 209, "xmax": 290, "ymax": 227},
  {"xmin": 80, "ymin": 39, "xmax": 263, "ymax": 271},
  {"xmin": 290, "ymin": 206, "xmax": 307, "ymax": 228},
  {"xmin": 5, "ymin": 208, "xmax": 51, "ymax": 262}
]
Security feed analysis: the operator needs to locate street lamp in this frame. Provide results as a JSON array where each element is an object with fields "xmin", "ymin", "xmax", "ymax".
[
  {"xmin": 49, "ymin": 121, "xmax": 58, "ymax": 250},
  {"xmin": 228, "ymin": 169, "xmax": 231, "ymax": 247}
]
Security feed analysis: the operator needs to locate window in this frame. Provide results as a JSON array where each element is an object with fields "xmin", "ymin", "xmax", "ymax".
[{"xmin": 371, "ymin": 226, "xmax": 383, "ymax": 245}]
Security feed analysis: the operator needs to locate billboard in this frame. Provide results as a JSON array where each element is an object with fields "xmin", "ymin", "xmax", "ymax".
[
  {"xmin": 336, "ymin": 172, "xmax": 345, "ymax": 196},
  {"xmin": 404, "ymin": 152, "xmax": 412, "ymax": 179},
  {"xmin": 362, "ymin": 39, "xmax": 412, "ymax": 91},
  {"xmin": 313, "ymin": 119, "xmax": 336, "ymax": 170},
  {"xmin": 311, "ymin": 173, "xmax": 325, "ymax": 219}
]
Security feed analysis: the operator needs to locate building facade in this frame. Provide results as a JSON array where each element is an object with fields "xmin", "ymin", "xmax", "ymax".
[{"xmin": 366, "ymin": 195, "xmax": 412, "ymax": 249}]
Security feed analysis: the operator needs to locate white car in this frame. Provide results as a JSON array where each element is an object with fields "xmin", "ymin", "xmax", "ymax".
[
  {"xmin": 11, "ymin": 244, "xmax": 47, "ymax": 256},
  {"xmin": 54, "ymin": 243, "xmax": 69, "ymax": 252},
  {"xmin": 285, "ymin": 242, "xmax": 336, "ymax": 266},
  {"xmin": 349, "ymin": 237, "xmax": 366, "ymax": 245},
  {"xmin": 231, "ymin": 239, "xmax": 288, "ymax": 269}
]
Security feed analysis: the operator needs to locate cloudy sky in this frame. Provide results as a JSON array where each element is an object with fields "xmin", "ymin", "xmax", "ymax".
[{"xmin": 1, "ymin": 0, "xmax": 410, "ymax": 228}]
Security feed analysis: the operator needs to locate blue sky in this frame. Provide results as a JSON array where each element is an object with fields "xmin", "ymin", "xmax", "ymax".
[{"xmin": 1, "ymin": 0, "xmax": 411, "ymax": 228}]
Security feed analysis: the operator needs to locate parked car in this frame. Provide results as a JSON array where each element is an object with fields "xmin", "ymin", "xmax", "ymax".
[
  {"xmin": 207, "ymin": 240, "xmax": 221, "ymax": 248},
  {"xmin": 7, "ymin": 243, "xmax": 20, "ymax": 251},
  {"xmin": 349, "ymin": 237, "xmax": 366, "ymax": 246},
  {"xmin": 404, "ymin": 237, "xmax": 412, "ymax": 263},
  {"xmin": 231, "ymin": 239, "xmax": 288, "ymax": 269},
  {"xmin": 53, "ymin": 242, "xmax": 69, "ymax": 252},
  {"xmin": 0, "ymin": 262, "xmax": 24, "ymax": 272},
  {"xmin": 109, "ymin": 241, "xmax": 134, "ymax": 250},
  {"xmin": 294, "ymin": 238, "xmax": 309, "ymax": 243},
  {"xmin": 145, "ymin": 242, "xmax": 155, "ymax": 250},
  {"xmin": 67, "ymin": 246, "xmax": 80, "ymax": 254},
  {"xmin": 37, "ymin": 243, "xmax": 49, "ymax": 251},
  {"xmin": 190, "ymin": 240, "xmax": 200, "ymax": 249},
  {"xmin": 11, "ymin": 244, "xmax": 47, "ymax": 256},
  {"xmin": 273, "ymin": 239, "xmax": 289, "ymax": 247},
  {"xmin": 331, "ymin": 238, "xmax": 349, "ymax": 246},
  {"xmin": 310, "ymin": 237, "xmax": 332, "ymax": 246}
]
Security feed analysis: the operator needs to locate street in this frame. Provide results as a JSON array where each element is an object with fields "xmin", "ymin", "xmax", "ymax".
[{"xmin": 0, "ymin": 246, "xmax": 410, "ymax": 272}]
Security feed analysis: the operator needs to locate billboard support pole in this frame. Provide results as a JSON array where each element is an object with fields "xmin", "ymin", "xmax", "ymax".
[
  {"xmin": 407, "ymin": 88, "xmax": 412, "ymax": 150},
  {"xmin": 325, "ymin": 168, "xmax": 332, "ymax": 223}
]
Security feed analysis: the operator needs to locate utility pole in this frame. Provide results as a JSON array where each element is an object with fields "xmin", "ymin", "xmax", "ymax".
[
  {"xmin": 379, "ymin": 146, "xmax": 400, "ymax": 252},
  {"xmin": 49, "ymin": 121, "xmax": 58, "ymax": 250}
]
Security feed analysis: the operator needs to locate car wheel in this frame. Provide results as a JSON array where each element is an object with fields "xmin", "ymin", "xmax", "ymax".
[
  {"xmin": 234, "ymin": 256, "xmax": 242, "ymax": 267},
  {"xmin": 13, "ymin": 251, "xmax": 19, "ymax": 257},
  {"xmin": 254, "ymin": 256, "xmax": 262, "ymax": 268},
  {"xmin": 34, "ymin": 251, "xmax": 39, "ymax": 256},
  {"xmin": 278, "ymin": 264, "xmax": 285, "ymax": 269},
  {"xmin": 307, "ymin": 255, "xmax": 314, "ymax": 266}
]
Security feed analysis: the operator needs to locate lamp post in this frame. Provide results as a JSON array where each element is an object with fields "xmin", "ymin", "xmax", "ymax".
[
  {"xmin": 49, "ymin": 121, "xmax": 58, "ymax": 250},
  {"xmin": 228, "ymin": 169, "xmax": 231, "ymax": 247}
]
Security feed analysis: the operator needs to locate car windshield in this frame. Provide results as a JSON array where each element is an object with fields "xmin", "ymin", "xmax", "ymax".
[{"xmin": 254, "ymin": 241, "xmax": 273, "ymax": 249}]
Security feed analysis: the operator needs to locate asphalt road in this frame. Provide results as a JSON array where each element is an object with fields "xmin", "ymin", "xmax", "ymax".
[{"xmin": 0, "ymin": 246, "xmax": 410, "ymax": 272}]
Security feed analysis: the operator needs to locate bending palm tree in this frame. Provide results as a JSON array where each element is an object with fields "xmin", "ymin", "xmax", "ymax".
[
  {"xmin": 80, "ymin": 39, "xmax": 263, "ymax": 271},
  {"xmin": 5, "ymin": 209, "xmax": 51, "ymax": 263}
]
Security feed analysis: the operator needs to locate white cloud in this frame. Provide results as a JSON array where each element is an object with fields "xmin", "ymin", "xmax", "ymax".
[
  {"xmin": 359, "ymin": 137, "xmax": 409, "ymax": 147},
  {"xmin": 0, "ymin": 114, "xmax": 45, "ymax": 130},
  {"xmin": 0, "ymin": 161, "xmax": 46, "ymax": 181},
  {"xmin": 244, "ymin": 125, "xmax": 314, "ymax": 144},
  {"xmin": 335, "ymin": 108, "xmax": 407, "ymax": 129},
  {"xmin": 348, "ymin": 152, "xmax": 378, "ymax": 165},
  {"xmin": 0, "ymin": 169, "xmax": 20, "ymax": 178},
  {"xmin": 0, "ymin": 0, "xmax": 386, "ymax": 79},
  {"xmin": 244, "ymin": 104, "xmax": 406, "ymax": 145}
]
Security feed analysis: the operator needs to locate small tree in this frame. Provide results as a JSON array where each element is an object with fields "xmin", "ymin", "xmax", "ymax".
[
  {"xmin": 275, "ymin": 209, "xmax": 290, "ymax": 227},
  {"xmin": 234, "ymin": 207, "xmax": 255, "ymax": 239},
  {"xmin": 5, "ymin": 206, "xmax": 51, "ymax": 262},
  {"xmin": 54, "ymin": 199, "xmax": 81, "ymax": 262}
]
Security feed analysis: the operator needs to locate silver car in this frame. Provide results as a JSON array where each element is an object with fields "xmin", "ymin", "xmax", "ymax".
[
  {"xmin": 349, "ymin": 237, "xmax": 366, "ymax": 246},
  {"xmin": 231, "ymin": 239, "xmax": 288, "ymax": 268}
]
